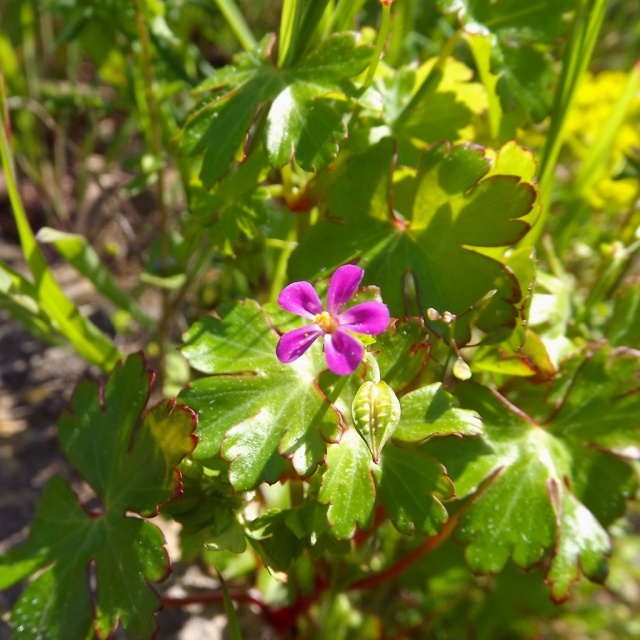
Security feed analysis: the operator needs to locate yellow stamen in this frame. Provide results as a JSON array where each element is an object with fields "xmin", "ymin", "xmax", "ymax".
[{"xmin": 315, "ymin": 311, "xmax": 338, "ymax": 333}]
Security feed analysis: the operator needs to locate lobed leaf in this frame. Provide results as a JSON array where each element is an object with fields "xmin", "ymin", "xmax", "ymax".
[
  {"xmin": 319, "ymin": 429, "xmax": 377, "ymax": 540},
  {"xmin": 179, "ymin": 300, "xmax": 343, "ymax": 490},
  {"xmin": 1, "ymin": 354, "xmax": 197, "ymax": 639},
  {"xmin": 436, "ymin": 0, "xmax": 575, "ymax": 43},
  {"xmin": 375, "ymin": 445, "xmax": 452, "ymax": 536},
  {"xmin": 423, "ymin": 343, "xmax": 640, "ymax": 599},
  {"xmin": 439, "ymin": 0, "xmax": 573, "ymax": 122},
  {"xmin": 394, "ymin": 383, "xmax": 483, "ymax": 443},
  {"xmin": 290, "ymin": 138, "xmax": 537, "ymax": 343},
  {"xmin": 180, "ymin": 32, "xmax": 372, "ymax": 186}
]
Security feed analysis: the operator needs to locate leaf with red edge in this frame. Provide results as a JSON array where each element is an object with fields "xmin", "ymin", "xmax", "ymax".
[
  {"xmin": 422, "ymin": 343, "xmax": 640, "ymax": 600},
  {"xmin": 0, "ymin": 354, "xmax": 197, "ymax": 640},
  {"xmin": 290, "ymin": 137, "xmax": 537, "ymax": 344},
  {"xmin": 178, "ymin": 32, "xmax": 372, "ymax": 187},
  {"xmin": 179, "ymin": 300, "xmax": 344, "ymax": 491}
]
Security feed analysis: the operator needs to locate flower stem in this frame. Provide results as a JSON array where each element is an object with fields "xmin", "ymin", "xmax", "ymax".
[
  {"xmin": 363, "ymin": 352, "xmax": 381, "ymax": 383},
  {"xmin": 133, "ymin": 0, "xmax": 171, "ymax": 393},
  {"xmin": 363, "ymin": 2, "xmax": 392, "ymax": 89},
  {"xmin": 269, "ymin": 222, "xmax": 298, "ymax": 304}
]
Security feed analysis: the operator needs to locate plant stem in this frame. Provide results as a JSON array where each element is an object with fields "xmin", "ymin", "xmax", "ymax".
[
  {"xmin": 347, "ymin": 470, "xmax": 497, "ymax": 592},
  {"xmin": 362, "ymin": 2, "xmax": 392, "ymax": 89},
  {"xmin": 133, "ymin": 0, "xmax": 171, "ymax": 393},
  {"xmin": 278, "ymin": 0, "xmax": 304, "ymax": 68},
  {"xmin": 269, "ymin": 220, "xmax": 298, "ymax": 304},
  {"xmin": 524, "ymin": 0, "xmax": 608, "ymax": 247},
  {"xmin": 163, "ymin": 589, "xmax": 266, "ymax": 610},
  {"xmin": 363, "ymin": 352, "xmax": 381, "ymax": 383},
  {"xmin": 331, "ymin": 0, "xmax": 368, "ymax": 32},
  {"xmin": 213, "ymin": 0, "xmax": 257, "ymax": 51},
  {"xmin": 0, "ymin": 71, "xmax": 120, "ymax": 370}
]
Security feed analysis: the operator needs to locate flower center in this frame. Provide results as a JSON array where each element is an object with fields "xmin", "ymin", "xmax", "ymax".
[{"xmin": 315, "ymin": 311, "xmax": 339, "ymax": 334}]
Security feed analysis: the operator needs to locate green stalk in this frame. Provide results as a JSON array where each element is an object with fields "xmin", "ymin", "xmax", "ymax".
[
  {"xmin": 573, "ymin": 63, "xmax": 640, "ymax": 196},
  {"xmin": 213, "ymin": 0, "xmax": 257, "ymax": 51},
  {"xmin": 278, "ymin": 0, "xmax": 305, "ymax": 68},
  {"xmin": 524, "ymin": 0, "xmax": 608, "ymax": 247},
  {"xmin": 362, "ymin": 2, "xmax": 392, "ymax": 89},
  {"xmin": 215, "ymin": 569, "xmax": 244, "ymax": 640},
  {"xmin": 619, "ymin": 183, "xmax": 640, "ymax": 245},
  {"xmin": 331, "ymin": 0, "xmax": 368, "ymax": 32},
  {"xmin": 269, "ymin": 223, "xmax": 298, "ymax": 304},
  {"xmin": 0, "ymin": 72, "xmax": 120, "ymax": 371},
  {"xmin": 133, "ymin": 0, "xmax": 171, "ymax": 391},
  {"xmin": 386, "ymin": 0, "xmax": 417, "ymax": 67},
  {"xmin": 291, "ymin": 0, "xmax": 333, "ymax": 62},
  {"xmin": 554, "ymin": 60, "xmax": 640, "ymax": 251}
]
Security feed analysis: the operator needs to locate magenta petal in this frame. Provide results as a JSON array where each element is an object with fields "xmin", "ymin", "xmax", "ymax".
[
  {"xmin": 324, "ymin": 330, "xmax": 364, "ymax": 375},
  {"xmin": 276, "ymin": 325, "xmax": 323, "ymax": 363},
  {"xmin": 278, "ymin": 281, "xmax": 324, "ymax": 319},
  {"xmin": 338, "ymin": 302, "xmax": 390, "ymax": 335},
  {"xmin": 327, "ymin": 265, "xmax": 364, "ymax": 315}
]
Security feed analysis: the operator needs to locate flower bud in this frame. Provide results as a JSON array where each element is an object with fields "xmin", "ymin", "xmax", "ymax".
[
  {"xmin": 453, "ymin": 356, "xmax": 472, "ymax": 380},
  {"xmin": 352, "ymin": 380, "xmax": 401, "ymax": 463}
]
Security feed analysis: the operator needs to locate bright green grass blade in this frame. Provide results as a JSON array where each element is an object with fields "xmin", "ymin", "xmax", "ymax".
[
  {"xmin": 0, "ymin": 72, "xmax": 121, "ymax": 371},
  {"xmin": 37, "ymin": 227, "xmax": 153, "ymax": 329}
]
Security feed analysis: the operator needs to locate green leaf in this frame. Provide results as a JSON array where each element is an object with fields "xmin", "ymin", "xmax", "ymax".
[
  {"xmin": 384, "ymin": 57, "xmax": 487, "ymax": 161},
  {"xmin": 179, "ymin": 301, "xmax": 343, "ymax": 490},
  {"xmin": 546, "ymin": 487, "xmax": 610, "ymax": 602},
  {"xmin": 160, "ymin": 465, "xmax": 247, "ymax": 553},
  {"xmin": 248, "ymin": 510, "xmax": 307, "ymax": 571},
  {"xmin": 436, "ymin": 0, "xmax": 575, "ymax": 43},
  {"xmin": 375, "ymin": 444, "xmax": 452, "ymax": 535},
  {"xmin": 394, "ymin": 383, "xmax": 483, "ymax": 443},
  {"xmin": 422, "ymin": 343, "xmax": 640, "ymax": 599},
  {"xmin": 36, "ymin": 227, "xmax": 151, "ymax": 328},
  {"xmin": 548, "ymin": 345, "xmax": 640, "ymax": 459},
  {"xmin": 0, "ymin": 260, "xmax": 59, "ymax": 344},
  {"xmin": 320, "ymin": 428, "xmax": 459, "ymax": 540},
  {"xmin": 267, "ymin": 93, "xmax": 345, "ymax": 170},
  {"xmin": 440, "ymin": 0, "xmax": 572, "ymax": 123},
  {"xmin": 290, "ymin": 138, "xmax": 537, "ymax": 342},
  {"xmin": 0, "ymin": 354, "xmax": 197, "ymax": 639},
  {"xmin": 607, "ymin": 281, "xmax": 640, "ymax": 348},
  {"xmin": 491, "ymin": 40, "xmax": 554, "ymax": 122},
  {"xmin": 319, "ymin": 428, "xmax": 377, "ymax": 540},
  {"xmin": 181, "ymin": 32, "xmax": 372, "ymax": 186},
  {"xmin": 374, "ymin": 318, "xmax": 430, "ymax": 392},
  {"xmin": 189, "ymin": 149, "xmax": 271, "ymax": 254}
]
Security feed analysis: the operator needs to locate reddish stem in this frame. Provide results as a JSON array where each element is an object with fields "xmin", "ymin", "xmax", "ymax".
[
  {"xmin": 348, "ymin": 511, "xmax": 460, "ymax": 592},
  {"xmin": 162, "ymin": 589, "xmax": 266, "ymax": 610},
  {"xmin": 353, "ymin": 506, "xmax": 386, "ymax": 547},
  {"xmin": 161, "ymin": 477, "xmax": 496, "ymax": 632}
]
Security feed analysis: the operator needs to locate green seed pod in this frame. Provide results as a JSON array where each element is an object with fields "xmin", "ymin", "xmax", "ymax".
[{"xmin": 352, "ymin": 380, "xmax": 401, "ymax": 463}]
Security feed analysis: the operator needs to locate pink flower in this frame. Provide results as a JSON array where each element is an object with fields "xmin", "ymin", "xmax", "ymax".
[{"xmin": 276, "ymin": 265, "xmax": 390, "ymax": 375}]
